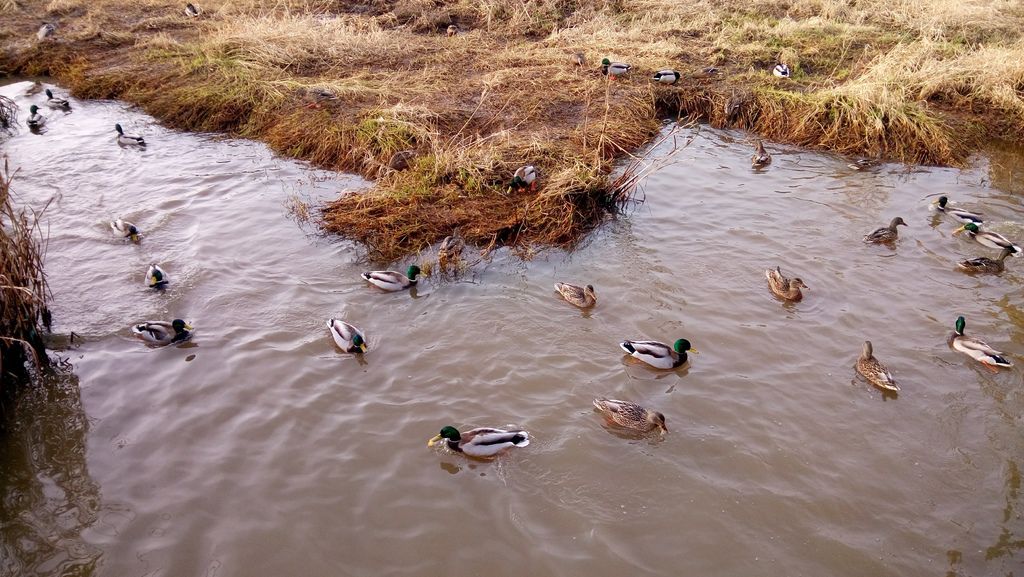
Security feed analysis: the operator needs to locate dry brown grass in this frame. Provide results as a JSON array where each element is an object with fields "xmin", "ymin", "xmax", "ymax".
[
  {"xmin": 1, "ymin": 0, "xmax": 1022, "ymax": 259},
  {"xmin": 1, "ymin": 160, "xmax": 51, "ymax": 389}
]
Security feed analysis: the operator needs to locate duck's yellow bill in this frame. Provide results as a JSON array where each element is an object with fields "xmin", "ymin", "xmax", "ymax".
[
  {"xmin": 427, "ymin": 434, "xmax": 442, "ymax": 447},
  {"xmin": 359, "ymin": 343, "xmax": 368, "ymax": 353},
  {"xmin": 688, "ymin": 348, "xmax": 700, "ymax": 354},
  {"xmin": 130, "ymin": 234, "xmax": 139, "ymax": 242},
  {"xmin": 185, "ymin": 324, "xmax": 194, "ymax": 330},
  {"xmin": 953, "ymin": 225, "xmax": 966, "ymax": 235}
]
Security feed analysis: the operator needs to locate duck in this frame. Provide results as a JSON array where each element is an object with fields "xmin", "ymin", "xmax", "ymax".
[
  {"xmin": 428, "ymin": 426, "xmax": 529, "ymax": 458},
  {"xmin": 185, "ymin": 3, "xmax": 200, "ymax": 17},
  {"xmin": 25, "ymin": 81, "xmax": 44, "ymax": 96},
  {"xmin": 751, "ymin": 140, "xmax": 771, "ymax": 168},
  {"xmin": 508, "ymin": 165, "xmax": 538, "ymax": 193},
  {"xmin": 26, "ymin": 105, "xmax": 46, "ymax": 128},
  {"xmin": 326, "ymin": 318, "xmax": 367, "ymax": 353},
  {"xmin": 446, "ymin": 24, "xmax": 458, "ymax": 37},
  {"xmin": 146, "ymin": 263, "xmax": 169, "ymax": 289},
  {"xmin": 37, "ymin": 23, "xmax": 56, "ymax": 41},
  {"xmin": 437, "ymin": 231, "xmax": 464, "ymax": 265},
  {"xmin": 949, "ymin": 316, "xmax": 1012, "ymax": 369},
  {"xmin": 652, "ymin": 69, "xmax": 681, "ymax": 85},
  {"xmin": 772, "ymin": 63, "xmax": 791, "ymax": 78},
  {"xmin": 693, "ymin": 66, "xmax": 719, "ymax": 79},
  {"xmin": 388, "ymin": 149, "xmax": 416, "ymax": 171},
  {"xmin": 44, "ymin": 88, "xmax": 70, "ymax": 109},
  {"xmin": 110, "ymin": 218, "xmax": 141, "ymax": 242},
  {"xmin": 554, "ymin": 282, "xmax": 596, "ymax": 308},
  {"xmin": 361, "ymin": 265, "xmax": 421, "ymax": 291},
  {"xmin": 131, "ymin": 319, "xmax": 193, "ymax": 345},
  {"xmin": 848, "ymin": 158, "xmax": 879, "ymax": 170},
  {"xmin": 601, "ymin": 58, "xmax": 631, "ymax": 78},
  {"xmin": 932, "ymin": 196, "xmax": 982, "ymax": 225},
  {"xmin": 592, "ymin": 398, "xmax": 667, "ymax": 433},
  {"xmin": 571, "ymin": 52, "xmax": 586, "ymax": 67},
  {"xmin": 619, "ymin": 338, "xmax": 697, "ymax": 369},
  {"xmin": 957, "ymin": 247, "xmax": 1014, "ymax": 274},
  {"xmin": 855, "ymin": 340, "xmax": 899, "ymax": 392},
  {"xmin": 115, "ymin": 123, "xmax": 146, "ymax": 146},
  {"xmin": 863, "ymin": 216, "xmax": 906, "ymax": 243},
  {"xmin": 765, "ymin": 266, "xmax": 807, "ymax": 301},
  {"xmin": 953, "ymin": 222, "xmax": 1021, "ymax": 254}
]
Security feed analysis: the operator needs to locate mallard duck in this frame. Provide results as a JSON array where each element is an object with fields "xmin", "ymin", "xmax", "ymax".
[
  {"xmin": 44, "ymin": 88, "xmax": 70, "ymax": 109},
  {"xmin": 593, "ymin": 398, "xmax": 667, "ymax": 433},
  {"xmin": 652, "ymin": 69, "xmax": 681, "ymax": 85},
  {"xmin": 446, "ymin": 24, "xmax": 458, "ymax": 37},
  {"xmin": 428, "ymin": 426, "xmax": 529, "ymax": 458},
  {"xmin": 554, "ymin": 282, "xmax": 596, "ymax": 308},
  {"xmin": 863, "ymin": 216, "xmax": 906, "ymax": 243},
  {"xmin": 855, "ymin": 340, "xmax": 899, "ymax": 392},
  {"xmin": 772, "ymin": 63, "xmax": 791, "ymax": 78},
  {"xmin": 185, "ymin": 3, "xmax": 200, "ymax": 17},
  {"xmin": 388, "ymin": 149, "xmax": 416, "ymax": 171},
  {"xmin": 848, "ymin": 158, "xmax": 879, "ymax": 170},
  {"xmin": 751, "ymin": 140, "xmax": 771, "ymax": 168},
  {"xmin": 932, "ymin": 196, "xmax": 982, "ymax": 225},
  {"xmin": 765, "ymin": 266, "xmax": 807, "ymax": 301},
  {"xmin": 693, "ymin": 66, "xmax": 719, "ymax": 79},
  {"xmin": 37, "ymin": 23, "xmax": 55, "ymax": 41},
  {"xmin": 361, "ymin": 265, "xmax": 421, "ymax": 291},
  {"xmin": 957, "ymin": 247, "xmax": 1014, "ymax": 274},
  {"xmin": 724, "ymin": 89, "xmax": 743, "ymax": 122},
  {"xmin": 508, "ymin": 165, "xmax": 538, "ymax": 193},
  {"xmin": 601, "ymin": 58, "xmax": 631, "ymax": 78},
  {"xmin": 572, "ymin": 52, "xmax": 586, "ymax": 67},
  {"xmin": 953, "ymin": 222, "xmax": 1021, "ymax": 255},
  {"xmin": 146, "ymin": 263, "xmax": 169, "ymax": 289},
  {"xmin": 326, "ymin": 318, "xmax": 367, "ymax": 353},
  {"xmin": 25, "ymin": 81, "xmax": 44, "ymax": 96},
  {"xmin": 110, "ymin": 218, "xmax": 140, "ymax": 242},
  {"xmin": 115, "ymin": 123, "xmax": 145, "ymax": 146},
  {"xmin": 131, "ymin": 319, "xmax": 193, "ymax": 345},
  {"xmin": 26, "ymin": 105, "xmax": 46, "ymax": 128},
  {"xmin": 438, "ymin": 231, "xmax": 464, "ymax": 265},
  {"xmin": 619, "ymin": 338, "xmax": 697, "ymax": 369},
  {"xmin": 949, "ymin": 316, "xmax": 1012, "ymax": 369}
]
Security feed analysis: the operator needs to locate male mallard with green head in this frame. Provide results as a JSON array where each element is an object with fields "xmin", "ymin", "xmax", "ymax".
[
  {"xmin": 932, "ymin": 196, "xmax": 982, "ymax": 225},
  {"xmin": 508, "ymin": 165, "xmax": 538, "ymax": 193},
  {"xmin": 111, "ymin": 218, "xmax": 141, "ymax": 242},
  {"xmin": 146, "ymin": 263, "xmax": 169, "ymax": 289},
  {"xmin": 652, "ymin": 69, "xmax": 681, "ymax": 85},
  {"xmin": 953, "ymin": 222, "xmax": 1021, "ymax": 254},
  {"xmin": 601, "ymin": 58, "xmax": 631, "ymax": 78},
  {"xmin": 593, "ymin": 398, "xmax": 667, "ymax": 433},
  {"xmin": 949, "ymin": 316, "xmax": 1012, "ymax": 370},
  {"xmin": 132, "ymin": 319, "xmax": 193, "ymax": 345},
  {"xmin": 428, "ymin": 426, "xmax": 529, "ymax": 458},
  {"xmin": 44, "ymin": 88, "xmax": 70, "ymax": 109},
  {"xmin": 26, "ymin": 105, "xmax": 46, "ymax": 128},
  {"xmin": 619, "ymin": 338, "xmax": 697, "ymax": 369},
  {"xmin": 327, "ymin": 318, "xmax": 367, "ymax": 353},
  {"xmin": 361, "ymin": 265, "xmax": 421, "ymax": 291},
  {"xmin": 115, "ymin": 123, "xmax": 146, "ymax": 146}
]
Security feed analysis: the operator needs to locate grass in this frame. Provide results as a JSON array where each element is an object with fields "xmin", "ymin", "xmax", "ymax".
[
  {"xmin": 0, "ymin": 160, "xmax": 51, "ymax": 390},
  {"xmin": 1, "ymin": 0, "xmax": 1022, "ymax": 259}
]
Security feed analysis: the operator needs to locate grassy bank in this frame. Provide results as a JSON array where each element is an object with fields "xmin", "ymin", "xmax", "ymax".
[
  {"xmin": 2, "ymin": 0, "xmax": 1022, "ymax": 259},
  {"xmin": 0, "ymin": 160, "xmax": 51, "ymax": 391}
]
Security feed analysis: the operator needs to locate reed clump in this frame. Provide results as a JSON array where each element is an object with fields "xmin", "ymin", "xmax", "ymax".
[
  {"xmin": 0, "ymin": 161, "xmax": 51, "ymax": 391},
  {"xmin": 1, "ymin": 0, "xmax": 1022, "ymax": 259}
]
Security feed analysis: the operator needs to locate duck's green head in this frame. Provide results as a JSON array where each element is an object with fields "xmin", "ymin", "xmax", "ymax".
[
  {"xmin": 171, "ymin": 319, "xmax": 193, "ymax": 333},
  {"xmin": 935, "ymin": 196, "xmax": 948, "ymax": 208},
  {"xmin": 955, "ymin": 316, "xmax": 966, "ymax": 336},
  {"xmin": 150, "ymin": 267, "xmax": 164, "ymax": 282},
  {"xmin": 601, "ymin": 58, "xmax": 611, "ymax": 66},
  {"xmin": 29, "ymin": 105, "xmax": 39, "ymax": 114},
  {"xmin": 115, "ymin": 123, "xmax": 124, "ymax": 135},
  {"xmin": 45, "ymin": 88, "xmax": 54, "ymax": 99},
  {"xmin": 128, "ymin": 225, "xmax": 139, "ymax": 242},
  {"xmin": 352, "ymin": 333, "xmax": 367, "ymax": 353},
  {"xmin": 673, "ymin": 338, "xmax": 698, "ymax": 355},
  {"xmin": 406, "ymin": 264, "xmax": 421, "ymax": 280},
  {"xmin": 428, "ymin": 425, "xmax": 461, "ymax": 446},
  {"xmin": 954, "ymin": 222, "xmax": 980, "ymax": 235}
]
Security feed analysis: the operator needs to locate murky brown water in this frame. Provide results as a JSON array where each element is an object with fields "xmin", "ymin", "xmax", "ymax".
[{"xmin": 2, "ymin": 80, "xmax": 1022, "ymax": 577}]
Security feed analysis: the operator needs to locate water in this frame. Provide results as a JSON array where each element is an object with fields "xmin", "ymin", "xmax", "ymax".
[{"xmin": 1, "ymin": 81, "xmax": 1022, "ymax": 577}]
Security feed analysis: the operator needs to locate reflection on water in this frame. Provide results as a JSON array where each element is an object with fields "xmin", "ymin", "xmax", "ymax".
[
  {"xmin": 0, "ymin": 367, "xmax": 101, "ymax": 576},
  {"xmin": 0, "ymin": 81, "xmax": 1022, "ymax": 577}
]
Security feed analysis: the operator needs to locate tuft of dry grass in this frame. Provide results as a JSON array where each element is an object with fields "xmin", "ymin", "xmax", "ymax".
[
  {"xmin": 1, "ymin": 159, "xmax": 52, "ymax": 389},
  {"xmin": 1, "ymin": 0, "xmax": 1022, "ymax": 259}
]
